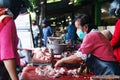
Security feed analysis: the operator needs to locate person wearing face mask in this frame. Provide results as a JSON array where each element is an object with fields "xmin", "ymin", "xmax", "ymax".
[
  {"xmin": 0, "ymin": 8, "xmax": 19, "ymax": 80},
  {"xmin": 54, "ymin": 14, "xmax": 120, "ymax": 75},
  {"xmin": 76, "ymin": 29, "xmax": 86, "ymax": 40},
  {"xmin": 0, "ymin": 0, "xmax": 26, "ymax": 80}
]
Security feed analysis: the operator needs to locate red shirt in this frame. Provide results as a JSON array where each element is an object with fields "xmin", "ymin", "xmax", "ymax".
[
  {"xmin": 0, "ymin": 18, "xmax": 20, "ymax": 65},
  {"xmin": 110, "ymin": 19, "xmax": 120, "ymax": 63},
  {"xmin": 79, "ymin": 31, "xmax": 116, "ymax": 61}
]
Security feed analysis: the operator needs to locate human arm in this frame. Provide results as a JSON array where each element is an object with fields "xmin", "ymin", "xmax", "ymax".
[
  {"xmin": 4, "ymin": 59, "xmax": 19, "ymax": 80},
  {"xmin": 49, "ymin": 26, "xmax": 52, "ymax": 36},
  {"xmin": 54, "ymin": 51, "xmax": 87, "ymax": 68},
  {"xmin": 54, "ymin": 54, "xmax": 83, "ymax": 68}
]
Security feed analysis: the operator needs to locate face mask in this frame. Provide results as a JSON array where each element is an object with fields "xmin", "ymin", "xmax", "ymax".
[{"xmin": 77, "ymin": 29, "xmax": 86, "ymax": 40}]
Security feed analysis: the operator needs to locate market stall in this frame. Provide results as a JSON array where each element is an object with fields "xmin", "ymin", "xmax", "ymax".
[
  {"xmin": 19, "ymin": 36, "xmax": 120, "ymax": 80},
  {"xmin": 20, "ymin": 65, "xmax": 93, "ymax": 80},
  {"xmin": 19, "ymin": 41, "xmax": 94, "ymax": 80}
]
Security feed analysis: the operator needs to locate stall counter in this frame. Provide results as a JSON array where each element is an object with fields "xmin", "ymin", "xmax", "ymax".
[{"xmin": 20, "ymin": 65, "xmax": 93, "ymax": 80}]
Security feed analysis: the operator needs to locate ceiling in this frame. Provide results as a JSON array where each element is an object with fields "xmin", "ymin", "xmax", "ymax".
[{"xmin": 45, "ymin": 0, "xmax": 113, "ymax": 17}]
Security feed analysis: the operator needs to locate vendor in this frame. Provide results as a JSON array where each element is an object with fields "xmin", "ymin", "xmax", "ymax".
[
  {"xmin": 55, "ymin": 14, "xmax": 120, "ymax": 75},
  {"xmin": 42, "ymin": 18, "xmax": 52, "ymax": 47},
  {"xmin": 65, "ymin": 21, "xmax": 77, "ymax": 45}
]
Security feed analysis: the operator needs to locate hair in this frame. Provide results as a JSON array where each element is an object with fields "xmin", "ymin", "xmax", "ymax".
[
  {"xmin": 74, "ymin": 14, "xmax": 97, "ymax": 33},
  {"xmin": 0, "ymin": 0, "xmax": 28, "ymax": 19}
]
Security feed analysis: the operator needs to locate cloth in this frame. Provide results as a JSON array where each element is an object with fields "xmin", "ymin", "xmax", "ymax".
[
  {"xmin": 78, "ymin": 31, "xmax": 116, "ymax": 62},
  {"xmin": 65, "ymin": 24, "xmax": 77, "ymax": 44},
  {"xmin": 42, "ymin": 26, "xmax": 52, "ymax": 46},
  {"xmin": 86, "ymin": 54, "xmax": 120, "ymax": 75},
  {"xmin": 110, "ymin": 19, "xmax": 120, "ymax": 63},
  {"xmin": 0, "ymin": 18, "xmax": 20, "ymax": 65}
]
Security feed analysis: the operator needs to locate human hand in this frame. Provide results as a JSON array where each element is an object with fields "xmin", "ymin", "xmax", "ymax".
[{"xmin": 54, "ymin": 59, "xmax": 64, "ymax": 68}]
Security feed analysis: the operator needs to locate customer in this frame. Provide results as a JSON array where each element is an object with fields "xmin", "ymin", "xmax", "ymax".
[
  {"xmin": 0, "ymin": 0, "xmax": 25, "ymax": 80},
  {"xmin": 0, "ymin": 8, "xmax": 20, "ymax": 80},
  {"xmin": 55, "ymin": 14, "xmax": 120, "ymax": 75},
  {"xmin": 42, "ymin": 18, "xmax": 52, "ymax": 47},
  {"xmin": 32, "ymin": 20, "xmax": 39, "ymax": 47},
  {"xmin": 109, "ymin": 0, "xmax": 120, "ymax": 63}
]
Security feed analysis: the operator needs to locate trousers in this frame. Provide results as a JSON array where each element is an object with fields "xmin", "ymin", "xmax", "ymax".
[{"xmin": 0, "ymin": 62, "xmax": 10, "ymax": 80}]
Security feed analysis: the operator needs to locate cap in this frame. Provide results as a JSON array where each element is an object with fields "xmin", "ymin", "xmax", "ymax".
[{"xmin": 42, "ymin": 18, "xmax": 47, "ymax": 24}]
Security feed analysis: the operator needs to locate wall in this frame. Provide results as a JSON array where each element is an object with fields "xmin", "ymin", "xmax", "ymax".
[{"xmin": 98, "ymin": 26, "xmax": 115, "ymax": 34}]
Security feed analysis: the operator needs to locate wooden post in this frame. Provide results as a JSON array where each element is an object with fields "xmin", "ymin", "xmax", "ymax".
[
  {"xmin": 38, "ymin": 0, "xmax": 46, "ymax": 47},
  {"xmin": 95, "ymin": 0, "xmax": 101, "ymax": 26}
]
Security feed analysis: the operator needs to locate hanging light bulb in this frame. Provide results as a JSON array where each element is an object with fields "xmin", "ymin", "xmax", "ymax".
[{"xmin": 69, "ymin": 0, "xmax": 74, "ymax": 5}]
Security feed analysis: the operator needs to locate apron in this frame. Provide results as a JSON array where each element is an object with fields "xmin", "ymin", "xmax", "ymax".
[{"xmin": 86, "ymin": 54, "xmax": 120, "ymax": 75}]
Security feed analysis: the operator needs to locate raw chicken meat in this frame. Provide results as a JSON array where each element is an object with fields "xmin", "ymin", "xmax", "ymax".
[{"xmin": 32, "ymin": 47, "xmax": 53, "ymax": 63}]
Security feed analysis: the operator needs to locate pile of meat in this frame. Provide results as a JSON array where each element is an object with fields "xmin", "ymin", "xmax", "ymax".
[
  {"xmin": 32, "ymin": 47, "xmax": 53, "ymax": 63},
  {"xmin": 32, "ymin": 47, "xmax": 91, "ymax": 78},
  {"xmin": 35, "ymin": 65, "xmax": 80, "ymax": 78}
]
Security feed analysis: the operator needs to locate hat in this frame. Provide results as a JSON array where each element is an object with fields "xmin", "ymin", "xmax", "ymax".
[{"xmin": 42, "ymin": 18, "xmax": 47, "ymax": 24}]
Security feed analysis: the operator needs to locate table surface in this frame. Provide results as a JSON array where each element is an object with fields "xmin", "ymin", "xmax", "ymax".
[{"xmin": 20, "ymin": 65, "xmax": 94, "ymax": 80}]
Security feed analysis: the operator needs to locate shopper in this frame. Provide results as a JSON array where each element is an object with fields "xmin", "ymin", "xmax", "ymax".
[
  {"xmin": 0, "ymin": 0, "xmax": 25, "ymax": 80},
  {"xmin": 32, "ymin": 20, "xmax": 39, "ymax": 47}
]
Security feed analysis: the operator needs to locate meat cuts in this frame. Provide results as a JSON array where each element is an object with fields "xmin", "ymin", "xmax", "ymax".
[
  {"xmin": 35, "ymin": 65, "xmax": 81, "ymax": 78},
  {"xmin": 32, "ymin": 47, "xmax": 53, "ymax": 63},
  {"xmin": 35, "ymin": 65, "xmax": 67, "ymax": 78}
]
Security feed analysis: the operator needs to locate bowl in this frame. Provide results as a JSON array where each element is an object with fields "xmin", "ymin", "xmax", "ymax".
[
  {"xmin": 47, "ymin": 37, "xmax": 62, "ymax": 44},
  {"xmin": 46, "ymin": 43, "xmax": 67, "ymax": 54}
]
